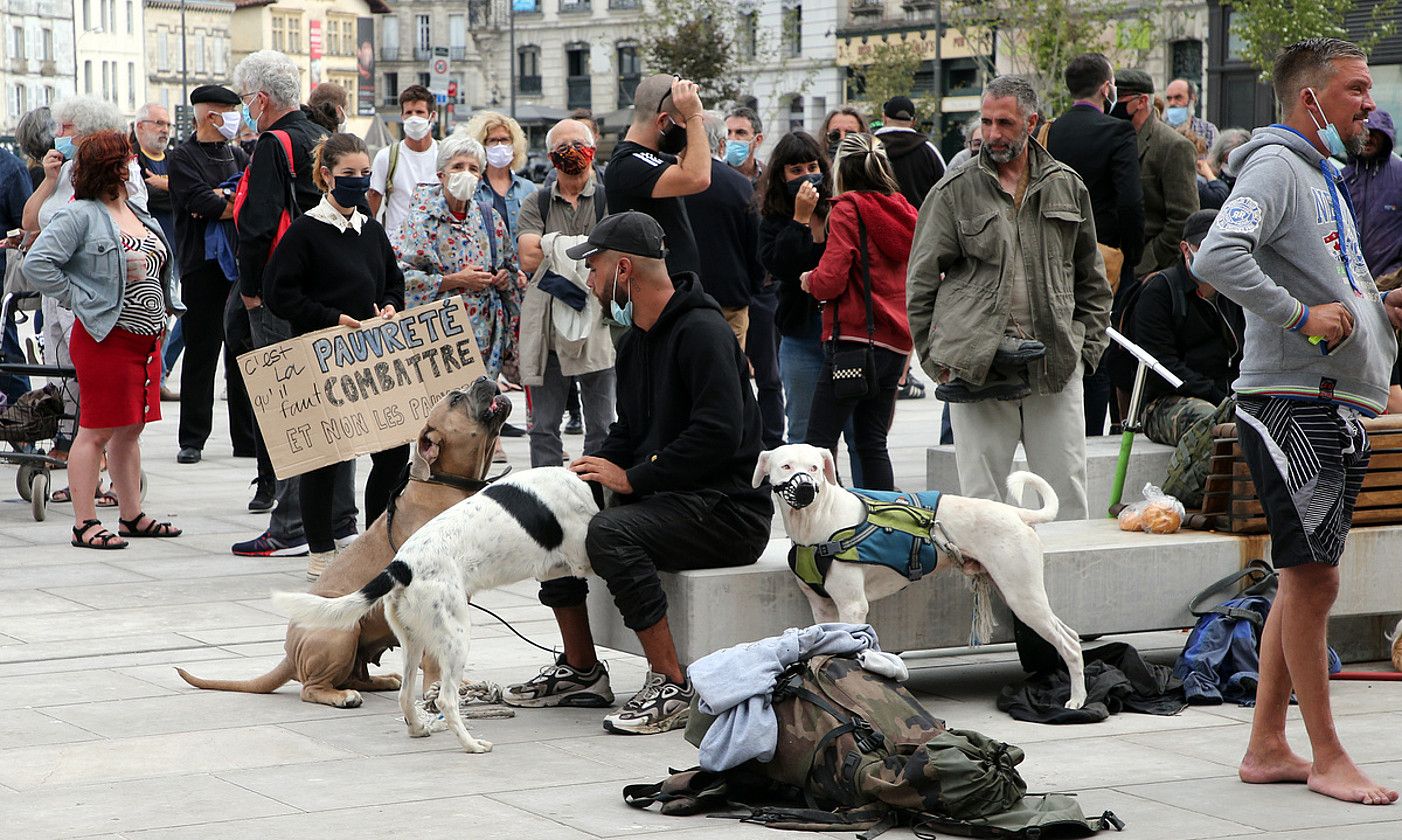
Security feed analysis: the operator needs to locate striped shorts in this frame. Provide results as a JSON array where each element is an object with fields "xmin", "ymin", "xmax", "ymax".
[{"xmin": 1235, "ymin": 396, "xmax": 1370, "ymax": 568}]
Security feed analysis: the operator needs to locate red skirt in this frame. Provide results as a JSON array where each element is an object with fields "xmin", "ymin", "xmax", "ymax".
[{"xmin": 70, "ymin": 320, "xmax": 162, "ymax": 428}]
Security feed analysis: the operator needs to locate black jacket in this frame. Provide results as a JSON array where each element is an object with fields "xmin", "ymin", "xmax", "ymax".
[
  {"xmin": 876, "ymin": 128, "xmax": 945, "ymax": 210},
  {"xmin": 594, "ymin": 273, "xmax": 770, "ymax": 507},
  {"xmin": 682, "ymin": 159, "xmax": 765, "ymax": 308},
  {"xmin": 1132, "ymin": 262, "xmax": 1244, "ymax": 405},
  {"xmin": 168, "ymin": 135, "xmax": 248, "ymax": 277},
  {"xmin": 1046, "ymin": 104, "xmax": 1145, "ymax": 271},
  {"xmin": 758, "ymin": 214, "xmax": 825, "ymax": 339},
  {"xmin": 236, "ymin": 108, "xmax": 327, "ymax": 298}
]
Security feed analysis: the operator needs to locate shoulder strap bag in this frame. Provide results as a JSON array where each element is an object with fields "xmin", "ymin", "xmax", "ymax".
[{"xmin": 828, "ymin": 213, "xmax": 879, "ymax": 401}]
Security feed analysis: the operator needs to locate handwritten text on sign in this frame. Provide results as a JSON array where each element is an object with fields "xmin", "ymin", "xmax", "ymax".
[{"xmin": 238, "ymin": 297, "xmax": 487, "ymax": 479}]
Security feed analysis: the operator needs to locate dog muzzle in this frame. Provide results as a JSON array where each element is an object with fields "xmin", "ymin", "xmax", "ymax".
[{"xmin": 772, "ymin": 473, "xmax": 818, "ymax": 509}]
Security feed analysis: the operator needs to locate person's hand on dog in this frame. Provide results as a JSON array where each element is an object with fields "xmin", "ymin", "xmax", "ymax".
[{"xmin": 570, "ymin": 456, "xmax": 633, "ymax": 494}]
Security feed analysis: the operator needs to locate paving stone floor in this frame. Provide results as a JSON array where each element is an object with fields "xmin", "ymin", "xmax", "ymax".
[{"xmin": 1, "ymin": 375, "xmax": 1399, "ymax": 839}]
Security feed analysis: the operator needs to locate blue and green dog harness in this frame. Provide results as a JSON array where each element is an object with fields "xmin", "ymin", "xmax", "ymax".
[{"xmin": 787, "ymin": 489, "xmax": 944, "ymax": 597}]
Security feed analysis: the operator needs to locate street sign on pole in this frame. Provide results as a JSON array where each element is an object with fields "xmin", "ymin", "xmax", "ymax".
[{"xmin": 430, "ymin": 46, "xmax": 451, "ymax": 96}]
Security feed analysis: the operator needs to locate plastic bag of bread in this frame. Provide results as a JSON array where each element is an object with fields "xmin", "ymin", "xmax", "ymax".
[{"xmin": 1117, "ymin": 483, "xmax": 1185, "ymax": 534}]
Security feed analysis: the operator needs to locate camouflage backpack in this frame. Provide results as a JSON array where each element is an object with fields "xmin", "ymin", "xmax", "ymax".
[{"xmin": 629, "ymin": 655, "xmax": 1123, "ymax": 837}]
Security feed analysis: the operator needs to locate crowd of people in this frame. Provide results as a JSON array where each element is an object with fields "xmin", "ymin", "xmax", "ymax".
[{"xmin": 3, "ymin": 39, "xmax": 1402, "ymax": 785}]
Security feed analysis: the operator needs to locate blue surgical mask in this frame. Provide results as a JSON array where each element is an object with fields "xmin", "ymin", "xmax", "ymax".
[
  {"xmin": 609, "ymin": 263, "xmax": 633, "ymax": 328},
  {"xmin": 54, "ymin": 135, "xmax": 75, "ymax": 160},
  {"xmin": 1305, "ymin": 87, "xmax": 1348, "ymax": 158},
  {"xmin": 724, "ymin": 139, "xmax": 752, "ymax": 167},
  {"xmin": 1165, "ymin": 106, "xmax": 1190, "ymax": 127}
]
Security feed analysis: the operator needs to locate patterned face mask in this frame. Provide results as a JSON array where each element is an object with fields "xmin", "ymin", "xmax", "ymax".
[
  {"xmin": 549, "ymin": 142, "xmax": 596, "ymax": 176},
  {"xmin": 772, "ymin": 472, "xmax": 819, "ymax": 509}
]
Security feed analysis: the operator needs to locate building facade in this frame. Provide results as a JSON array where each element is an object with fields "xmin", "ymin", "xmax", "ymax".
[
  {"xmin": 145, "ymin": 0, "xmax": 236, "ymax": 123},
  {"xmin": 0, "ymin": 0, "xmax": 76, "ymax": 134},
  {"xmin": 74, "ymin": 0, "xmax": 148, "ymax": 122}
]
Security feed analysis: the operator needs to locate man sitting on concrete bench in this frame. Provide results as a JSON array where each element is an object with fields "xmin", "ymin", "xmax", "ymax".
[
  {"xmin": 502, "ymin": 212, "xmax": 774, "ymax": 735},
  {"xmin": 1129, "ymin": 209, "xmax": 1244, "ymax": 507}
]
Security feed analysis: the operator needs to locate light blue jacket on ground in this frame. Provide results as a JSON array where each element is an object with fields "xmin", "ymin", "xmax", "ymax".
[{"xmin": 24, "ymin": 198, "xmax": 184, "ymax": 343}]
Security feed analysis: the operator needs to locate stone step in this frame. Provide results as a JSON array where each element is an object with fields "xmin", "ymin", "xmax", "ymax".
[
  {"xmin": 587, "ymin": 520, "xmax": 1402, "ymax": 665},
  {"xmin": 926, "ymin": 437, "xmax": 1177, "ymax": 519}
]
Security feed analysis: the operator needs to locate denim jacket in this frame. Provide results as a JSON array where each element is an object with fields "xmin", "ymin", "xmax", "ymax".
[
  {"xmin": 24, "ymin": 198, "xmax": 184, "ymax": 342},
  {"xmin": 474, "ymin": 171, "xmax": 536, "ymax": 243}
]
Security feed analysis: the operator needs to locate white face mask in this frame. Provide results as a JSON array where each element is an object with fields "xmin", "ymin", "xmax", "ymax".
[
  {"xmin": 403, "ymin": 116, "xmax": 432, "ymax": 141},
  {"xmin": 485, "ymin": 144, "xmax": 514, "ymax": 170},
  {"xmin": 216, "ymin": 110, "xmax": 242, "ymax": 140},
  {"xmin": 446, "ymin": 170, "xmax": 479, "ymax": 201}
]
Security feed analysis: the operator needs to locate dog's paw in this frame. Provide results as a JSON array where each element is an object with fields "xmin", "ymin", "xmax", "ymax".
[
  {"xmin": 336, "ymin": 690, "xmax": 363, "ymax": 709},
  {"xmin": 406, "ymin": 723, "xmax": 433, "ymax": 738},
  {"xmin": 463, "ymin": 738, "xmax": 493, "ymax": 754},
  {"xmin": 1064, "ymin": 696, "xmax": 1087, "ymax": 710}
]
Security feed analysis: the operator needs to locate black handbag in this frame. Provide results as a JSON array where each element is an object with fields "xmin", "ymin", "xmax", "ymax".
[{"xmin": 829, "ymin": 213, "xmax": 879, "ymax": 400}]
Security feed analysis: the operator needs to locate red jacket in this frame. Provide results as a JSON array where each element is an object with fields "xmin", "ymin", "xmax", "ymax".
[{"xmin": 806, "ymin": 190, "xmax": 917, "ymax": 354}]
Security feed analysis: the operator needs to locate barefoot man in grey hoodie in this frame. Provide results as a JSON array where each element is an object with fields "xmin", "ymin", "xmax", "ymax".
[{"xmin": 1196, "ymin": 37, "xmax": 1402, "ymax": 806}]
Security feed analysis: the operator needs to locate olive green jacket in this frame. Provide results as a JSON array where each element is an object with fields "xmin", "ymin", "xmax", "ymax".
[
  {"xmin": 907, "ymin": 141, "xmax": 1112, "ymax": 394},
  {"xmin": 1135, "ymin": 112, "xmax": 1201, "ymax": 275}
]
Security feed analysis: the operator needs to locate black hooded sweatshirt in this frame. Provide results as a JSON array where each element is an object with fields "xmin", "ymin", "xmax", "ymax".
[
  {"xmin": 876, "ymin": 127, "xmax": 945, "ymax": 210},
  {"xmin": 593, "ymin": 273, "xmax": 771, "ymax": 510}
]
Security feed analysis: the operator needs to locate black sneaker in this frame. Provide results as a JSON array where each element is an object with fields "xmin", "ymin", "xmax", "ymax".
[
  {"xmin": 991, "ymin": 335, "xmax": 1047, "ymax": 367},
  {"xmin": 248, "ymin": 477, "xmax": 275, "ymax": 513},
  {"xmin": 936, "ymin": 377, "xmax": 1031, "ymax": 403},
  {"xmin": 564, "ymin": 414, "xmax": 584, "ymax": 435},
  {"xmin": 602, "ymin": 671, "xmax": 693, "ymax": 735},
  {"xmin": 502, "ymin": 655, "xmax": 614, "ymax": 708},
  {"xmin": 500, "ymin": 422, "xmax": 526, "ymax": 438}
]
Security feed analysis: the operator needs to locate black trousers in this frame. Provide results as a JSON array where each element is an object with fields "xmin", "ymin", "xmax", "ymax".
[
  {"xmin": 299, "ymin": 444, "xmax": 409, "ymax": 553},
  {"xmin": 539, "ymin": 491, "xmax": 772, "ymax": 633},
  {"xmin": 803, "ymin": 344, "xmax": 905, "ymax": 491},
  {"xmin": 222, "ymin": 284, "xmax": 268, "ymax": 475},
  {"xmin": 746, "ymin": 286, "xmax": 786, "ymax": 450},
  {"xmin": 179, "ymin": 265, "xmax": 255, "ymax": 453}
]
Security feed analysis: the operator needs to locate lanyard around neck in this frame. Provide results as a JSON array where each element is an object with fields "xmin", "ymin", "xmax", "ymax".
[{"xmin": 1319, "ymin": 158, "xmax": 1363, "ymax": 296}]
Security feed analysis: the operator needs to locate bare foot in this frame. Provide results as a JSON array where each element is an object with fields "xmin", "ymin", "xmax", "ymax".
[
  {"xmin": 1240, "ymin": 747, "xmax": 1312, "ymax": 784},
  {"xmin": 1308, "ymin": 757, "xmax": 1399, "ymax": 805}
]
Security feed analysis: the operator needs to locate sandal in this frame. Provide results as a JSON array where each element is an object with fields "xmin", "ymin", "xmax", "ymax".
[
  {"xmin": 897, "ymin": 379, "xmax": 927, "ymax": 400},
  {"xmin": 117, "ymin": 512, "xmax": 182, "ymax": 538},
  {"xmin": 52, "ymin": 486, "xmax": 119, "ymax": 506},
  {"xmin": 71, "ymin": 519, "xmax": 128, "ymax": 550}
]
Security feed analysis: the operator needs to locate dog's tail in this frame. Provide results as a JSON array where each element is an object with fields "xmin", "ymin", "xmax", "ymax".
[
  {"xmin": 271, "ymin": 560, "xmax": 413, "ymax": 630},
  {"xmin": 1006, "ymin": 471, "xmax": 1059, "ymax": 525},
  {"xmin": 175, "ymin": 658, "xmax": 295, "ymax": 694}
]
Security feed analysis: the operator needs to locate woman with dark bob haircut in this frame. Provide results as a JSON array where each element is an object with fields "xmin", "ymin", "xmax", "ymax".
[{"xmin": 25, "ymin": 130, "xmax": 185, "ymax": 548}]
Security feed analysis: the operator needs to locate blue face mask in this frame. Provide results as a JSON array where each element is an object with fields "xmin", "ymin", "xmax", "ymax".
[
  {"xmin": 609, "ymin": 263, "xmax": 633, "ymax": 328},
  {"xmin": 1305, "ymin": 87, "xmax": 1348, "ymax": 158},
  {"xmin": 1165, "ymin": 106, "xmax": 1190, "ymax": 127},
  {"xmin": 724, "ymin": 139, "xmax": 752, "ymax": 167},
  {"xmin": 54, "ymin": 135, "xmax": 75, "ymax": 160}
]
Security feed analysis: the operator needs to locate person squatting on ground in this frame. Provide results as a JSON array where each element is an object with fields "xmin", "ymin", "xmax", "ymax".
[
  {"xmin": 798, "ymin": 132, "xmax": 918, "ymax": 492},
  {"xmin": 907, "ymin": 74, "xmax": 1111, "ymax": 521},
  {"xmin": 502, "ymin": 212, "xmax": 772, "ymax": 736},
  {"xmin": 262, "ymin": 132, "xmax": 406, "ymax": 581},
  {"xmin": 516, "ymin": 117, "xmax": 617, "ymax": 469},
  {"xmin": 24, "ymin": 130, "xmax": 184, "ymax": 549},
  {"xmin": 1193, "ymin": 36, "xmax": 1402, "ymax": 806}
]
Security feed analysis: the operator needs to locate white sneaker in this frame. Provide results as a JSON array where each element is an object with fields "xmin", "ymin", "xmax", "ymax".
[
  {"xmin": 306, "ymin": 550, "xmax": 337, "ymax": 581},
  {"xmin": 503, "ymin": 655, "xmax": 614, "ymax": 708},
  {"xmin": 602, "ymin": 671, "xmax": 693, "ymax": 735}
]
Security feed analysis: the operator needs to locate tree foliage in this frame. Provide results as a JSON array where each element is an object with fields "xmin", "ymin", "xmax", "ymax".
[
  {"xmin": 640, "ymin": 0, "xmax": 745, "ymax": 104},
  {"xmin": 1224, "ymin": 0, "xmax": 1398, "ymax": 80},
  {"xmin": 943, "ymin": 0, "xmax": 1155, "ymax": 114},
  {"xmin": 855, "ymin": 41, "xmax": 936, "ymax": 120}
]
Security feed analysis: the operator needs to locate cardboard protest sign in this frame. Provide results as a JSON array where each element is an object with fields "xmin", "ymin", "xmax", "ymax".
[{"xmin": 238, "ymin": 297, "xmax": 487, "ymax": 479}]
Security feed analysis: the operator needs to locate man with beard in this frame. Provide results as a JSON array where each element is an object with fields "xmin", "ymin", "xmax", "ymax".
[
  {"xmin": 604, "ymin": 74, "xmax": 709, "ymax": 276},
  {"xmin": 134, "ymin": 103, "xmax": 182, "ymax": 399},
  {"xmin": 1113, "ymin": 70, "xmax": 1200, "ymax": 277},
  {"xmin": 1194, "ymin": 37, "xmax": 1401, "ymax": 806},
  {"xmin": 1342, "ymin": 109, "xmax": 1402, "ymax": 279},
  {"xmin": 907, "ymin": 75, "xmax": 1111, "ymax": 520}
]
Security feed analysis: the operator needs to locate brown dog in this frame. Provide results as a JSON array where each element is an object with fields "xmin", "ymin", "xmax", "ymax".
[{"xmin": 176, "ymin": 377, "xmax": 512, "ymax": 707}]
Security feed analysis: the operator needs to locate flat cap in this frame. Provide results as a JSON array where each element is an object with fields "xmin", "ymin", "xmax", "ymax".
[
  {"xmin": 190, "ymin": 85, "xmax": 241, "ymax": 106},
  {"xmin": 1115, "ymin": 70, "xmax": 1154, "ymax": 96}
]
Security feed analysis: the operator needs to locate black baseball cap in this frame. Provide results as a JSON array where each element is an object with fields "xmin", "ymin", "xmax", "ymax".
[
  {"xmin": 883, "ymin": 96, "xmax": 916, "ymax": 121},
  {"xmin": 1183, "ymin": 210, "xmax": 1217, "ymax": 246},
  {"xmin": 190, "ymin": 84, "xmax": 241, "ymax": 106},
  {"xmin": 565, "ymin": 211, "xmax": 668, "ymax": 260}
]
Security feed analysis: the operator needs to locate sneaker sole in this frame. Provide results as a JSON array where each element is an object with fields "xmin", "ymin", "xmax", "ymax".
[
  {"xmin": 502, "ymin": 690, "xmax": 615, "ymax": 709},
  {"xmin": 247, "ymin": 504, "xmax": 275, "ymax": 514},
  {"xmin": 602, "ymin": 706, "xmax": 690, "ymax": 735},
  {"xmin": 233, "ymin": 545, "xmax": 310, "ymax": 557}
]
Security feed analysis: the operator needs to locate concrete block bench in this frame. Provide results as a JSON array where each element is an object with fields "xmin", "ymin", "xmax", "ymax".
[
  {"xmin": 587, "ymin": 520, "xmax": 1402, "ymax": 666},
  {"xmin": 926, "ymin": 438, "xmax": 1176, "ymax": 519}
]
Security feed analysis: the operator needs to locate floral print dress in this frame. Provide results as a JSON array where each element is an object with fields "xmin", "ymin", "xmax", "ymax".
[{"xmin": 393, "ymin": 183, "xmax": 521, "ymax": 379}]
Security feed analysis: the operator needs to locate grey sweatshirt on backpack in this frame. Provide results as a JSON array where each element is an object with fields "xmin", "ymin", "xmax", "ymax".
[{"xmin": 1194, "ymin": 125, "xmax": 1397, "ymax": 415}]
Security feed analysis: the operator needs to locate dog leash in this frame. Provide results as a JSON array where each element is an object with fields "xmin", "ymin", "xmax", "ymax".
[{"xmin": 383, "ymin": 463, "xmax": 512, "ymax": 552}]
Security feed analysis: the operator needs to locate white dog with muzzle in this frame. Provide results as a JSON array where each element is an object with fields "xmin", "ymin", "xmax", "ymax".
[
  {"xmin": 271, "ymin": 467, "xmax": 601, "ymax": 753},
  {"xmin": 757, "ymin": 443, "xmax": 1087, "ymax": 709}
]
